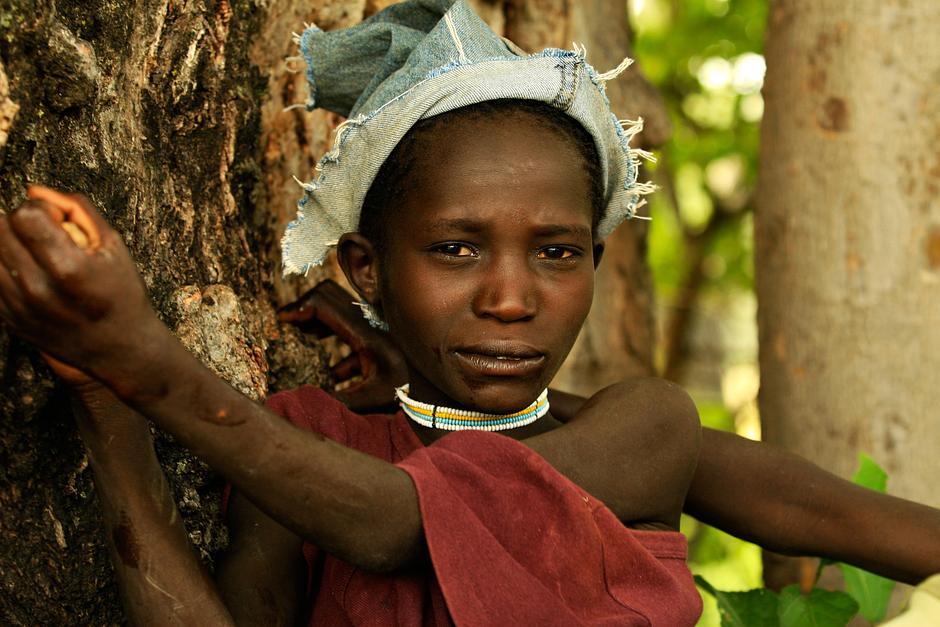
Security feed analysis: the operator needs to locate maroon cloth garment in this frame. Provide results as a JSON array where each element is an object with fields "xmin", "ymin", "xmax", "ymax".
[{"xmin": 261, "ymin": 385, "xmax": 702, "ymax": 626}]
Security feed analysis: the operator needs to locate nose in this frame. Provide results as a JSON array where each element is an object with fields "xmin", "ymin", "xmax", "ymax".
[{"xmin": 472, "ymin": 254, "xmax": 537, "ymax": 322}]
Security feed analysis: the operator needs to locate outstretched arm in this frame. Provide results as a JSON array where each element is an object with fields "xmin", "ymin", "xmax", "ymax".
[
  {"xmin": 0, "ymin": 193, "xmax": 425, "ymax": 571},
  {"xmin": 687, "ymin": 429, "xmax": 940, "ymax": 585},
  {"xmin": 548, "ymin": 390, "xmax": 940, "ymax": 584}
]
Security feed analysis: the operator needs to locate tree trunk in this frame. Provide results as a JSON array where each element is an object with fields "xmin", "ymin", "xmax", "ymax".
[
  {"xmin": 0, "ymin": 0, "xmax": 664, "ymax": 621},
  {"xmin": 756, "ymin": 0, "xmax": 940, "ymax": 585},
  {"xmin": 0, "ymin": 0, "xmax": 347, "ymax": 621}
]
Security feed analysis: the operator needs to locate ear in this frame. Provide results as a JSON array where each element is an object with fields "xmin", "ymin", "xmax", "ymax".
[
  {"xmin": 337, "ymin": 233, "xmax": 381, "ymax": 304},
  {"xmin": 592, "ymin": 241, "xmax": 606, "ymax": 270}
]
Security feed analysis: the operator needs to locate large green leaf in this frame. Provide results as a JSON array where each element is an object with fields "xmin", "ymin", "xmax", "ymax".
[
  {"xmin": 695, "ymin": 575, "xmax": 779, "ymax": 627},
  {"xmin": 777, "ymin": 585, "xmax": 859, "ymax": 627},
  {"xmin": 839, "ymin": 563, "xmax": 894, "ymax": 623}
]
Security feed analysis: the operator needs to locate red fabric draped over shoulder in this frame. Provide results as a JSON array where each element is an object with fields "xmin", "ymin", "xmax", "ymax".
[
  {"xmin": 250, "ymin": 386, "xmax": 701, "ymax": 626},
  {"xmin": 397, "ymin": 430, "xmax": 702, "ymax": 626}
]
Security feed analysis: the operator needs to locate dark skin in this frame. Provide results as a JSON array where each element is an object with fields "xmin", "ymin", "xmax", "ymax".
[{"xmin": 0, "ymin": 114, "xmax": 700, "ymax": 624}]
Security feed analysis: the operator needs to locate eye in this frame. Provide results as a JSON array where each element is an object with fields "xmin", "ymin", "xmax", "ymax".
[
  {"xmin": 431, "ymin": 243, "xmax": 478, "ymax": 257},
  {"xmin": 537, "ymin": 246, "xmax": 579, "ymax": 260}
]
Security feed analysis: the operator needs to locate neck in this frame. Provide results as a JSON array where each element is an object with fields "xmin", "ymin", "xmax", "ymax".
[{"xmin": 396, "ymin": 384, "xmax": 552, "ymax": 441}]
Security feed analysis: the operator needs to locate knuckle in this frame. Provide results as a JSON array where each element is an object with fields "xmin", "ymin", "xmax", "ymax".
[
  {"xmin": 20, "ymin": 277, "xmax": 53, "ymax": 307},
  {"xmin": 49, "ymin": 257, "xmax": 85, "ymax": 283},
  {"xmin": 70, "ymin": 192, "xmax": 94, "ymax": 209}
]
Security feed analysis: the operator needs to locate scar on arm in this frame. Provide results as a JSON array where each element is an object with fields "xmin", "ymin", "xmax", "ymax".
[
  {"xmin": 111, "ymin": 514, "xmax": 141, "ymax": 569},
  {"xmin": 199, "ymin": 407, "xmax": 248, "ymax": 426}
]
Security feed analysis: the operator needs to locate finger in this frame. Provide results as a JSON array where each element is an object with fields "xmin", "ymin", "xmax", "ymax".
[
  {"xmin": 21, "ymin": 196, "xmax": 66, "ymax": 223},
  {"xmin": 0, "ymin": 295, "xmax": 13, "ymax": 323},
  {"xmin": 0, "ymin": 216, "xmax": 57, "ymax": 316},
  {"xmin": 278, "ymin": 306, "xmax": 336, "ymax": 338},
  {"xmin": 330, "ymin": 353, "xmax": 361, "ymax": 382},
  {"xmin": 313, "ymin": 294, "xmax": 383, "ymax": 351},
  {"xmin": 8, "ymin": 203, "xmax": 87, "ymax": 283},
  {"xmin": 0, "ymin": 255, "xmax": 23, "ymax": 321},
  {"xmin": 27, "ymin": 186, "xmax": 102, "ymax": 249}
]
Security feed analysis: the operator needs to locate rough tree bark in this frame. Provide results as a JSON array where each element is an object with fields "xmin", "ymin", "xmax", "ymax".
[
  {"xmin": 756, "ymin": 0, "xmax": 940, "ymax": 586},
  {"xmin": 0, "ymin": 0, "xmax": 346, "ymax": 621},
  {"xmin": 0, "ymin": 0, "xmax": 665, "ymax": 622}
]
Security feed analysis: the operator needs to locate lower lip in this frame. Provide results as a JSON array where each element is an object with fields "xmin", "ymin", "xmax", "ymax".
[{"xmin": 453, "ymin": 351, "xmax": 546, "ymax": 377}]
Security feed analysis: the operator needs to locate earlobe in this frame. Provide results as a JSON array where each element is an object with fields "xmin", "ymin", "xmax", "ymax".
[
  {"xmin": 592, "ymin": 241, "xmax": 606, "ymax": 270},
  {"xmin": 337, "ymin": 233, "xmax": 381, "ymax": 304}
]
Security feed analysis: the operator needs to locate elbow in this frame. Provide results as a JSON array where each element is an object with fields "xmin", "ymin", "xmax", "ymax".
[
  {"xmin": 332, "ymin": 471, "xmax": 425, "ymax": 574},
  {"xmin": 340, "ymin": 518, "xmax": 425, "ymax": 574},
  {"xmin": 355, "ymin": 535, "xmax": 423, "ymax": 574}
]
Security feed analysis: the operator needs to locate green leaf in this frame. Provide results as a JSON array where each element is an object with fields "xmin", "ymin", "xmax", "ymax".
[
  {"xmin": 839, "ymin": 563, "xmax": 895, "ymax": 623},
  {"xmin": 839, "ymin": 453, "xmax": 895, "ymax": 621},
  {"xmin": 777, "ymin": 585, "xmax": 859, "ymax": 627},
  {"xmin": 851, "ymin": 453, "xmax": 888, "ymax": 492},
  {"xmin": 695, "ymin": 575, "xmax": 780, "ymax": 627}
]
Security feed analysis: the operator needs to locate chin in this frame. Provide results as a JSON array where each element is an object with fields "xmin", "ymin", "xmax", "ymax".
[{"xmin": 457, "ymin": 379, "xmax": 547, "ymax": 414}]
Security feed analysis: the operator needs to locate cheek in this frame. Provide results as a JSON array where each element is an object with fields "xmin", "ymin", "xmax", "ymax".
[
  {"xmin": 547, "ymin": 271, "xmax": 594, "ymax": 355},
  {"xmin": 555, "ymin": 270, "xmax": 594, "ymax": 322},
  {"xmin": 378, "ymin": 259, "xmax": 464, "ymax": 351}
]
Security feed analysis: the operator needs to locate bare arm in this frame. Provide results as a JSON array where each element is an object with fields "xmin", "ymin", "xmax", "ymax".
[
  {"xmin": 687, "ymin": 429, "xmax": 940, "ymax": 585},
  {"xmin": 550, "ymin": 389, "xmax": 940, "ymax": 584},
  {"xmin": 69, "ymin": 385, "xmax": 235, "ymax": 625},
  {"xmin": 0, "ymin": 199, "xmax": 424, "ymax": 573},
  {"xmin": 534, "ymin": 379, "xmax": 701, "ymax": 530}
]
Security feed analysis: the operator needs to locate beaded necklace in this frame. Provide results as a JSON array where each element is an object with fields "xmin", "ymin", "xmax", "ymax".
[{"xmin": 395, "ymin": 384, "xmax": 549, "ymax": 432}]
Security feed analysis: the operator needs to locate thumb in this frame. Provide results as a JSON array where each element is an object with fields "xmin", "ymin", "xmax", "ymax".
[{"xmin": 27, "ymin": 185, "xmax": 103, "ymax": 250}]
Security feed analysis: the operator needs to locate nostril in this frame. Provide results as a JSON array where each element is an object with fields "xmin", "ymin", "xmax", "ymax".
[{"xmin": 473, "ymin": 287, "xmax": 536, "ymax": 322}]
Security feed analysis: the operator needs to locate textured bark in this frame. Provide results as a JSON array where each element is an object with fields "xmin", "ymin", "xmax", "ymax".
[
  {"xmin": 0, "ymin": 0, "xmax": 339, "ymax": 621},
  {"xmin": 756, "ymin": 0, "xmax": 940, "ymax": 584},
  {"xmin": 0, "ymin": 0, "xmax": 662, "ymax": 621}
]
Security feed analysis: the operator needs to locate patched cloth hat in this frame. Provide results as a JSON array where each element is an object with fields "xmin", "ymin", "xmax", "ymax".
[{"xmin": 281, "ymin": 0, "xmax": 652, "ymax": 275}]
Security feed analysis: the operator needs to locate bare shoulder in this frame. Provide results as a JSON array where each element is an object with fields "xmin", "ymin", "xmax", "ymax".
[
  {"xmin": 586, "ymin": 377, "xmax": 700, "ymax": 438},
  {"xmin": 528, "ymin": 377, "xmax": 701, "ymax": 528}
]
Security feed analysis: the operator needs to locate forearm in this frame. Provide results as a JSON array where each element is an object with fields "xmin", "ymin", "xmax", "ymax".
[
  {"xmin": 688, "ymin": 429, "xmax": 940, "ymax": 584},
  {"xmin": 73, "ymin": 391, "xmax": 233, "ymax": 625},
  {"xmin": 550, "ymin": 389, "xmax": 940, "ymax": 583},
  {"xmin": 95, "ymin": 325, "xmax": 423, "ymax": 573}
]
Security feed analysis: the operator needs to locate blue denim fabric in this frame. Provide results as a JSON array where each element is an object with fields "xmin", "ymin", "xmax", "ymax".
[{"xmin": 282, "ymin": 0, "xmax": 649, "ymax": 275}]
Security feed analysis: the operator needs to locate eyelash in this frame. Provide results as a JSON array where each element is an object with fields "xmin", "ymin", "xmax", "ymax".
[
  {"xmin": 537, "ymin": 246, "xmax": 580, "ymax": 260},
  {"xmin": 431, "ymin": 242, "xmax": 478, "ymax": 257},
  {"xmin": 429, "ymin": 243, "xmax": 583, "ymax": 261}
]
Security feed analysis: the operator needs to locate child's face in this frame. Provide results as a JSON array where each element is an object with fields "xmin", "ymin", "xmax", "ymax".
[{"xmin": 378, "ymin": 113, "xmax": 596, "ymax": 413}]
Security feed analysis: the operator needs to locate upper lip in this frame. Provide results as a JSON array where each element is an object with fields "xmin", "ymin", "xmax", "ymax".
[{"xmin": 452, "ymin": 340, "xmax": 544, "ymax": 359}]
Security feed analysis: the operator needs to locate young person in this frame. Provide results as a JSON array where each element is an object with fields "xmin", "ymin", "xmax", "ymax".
[{"xmin": 0, "ymin": 1, "xmax": 937, "ymax": 625}]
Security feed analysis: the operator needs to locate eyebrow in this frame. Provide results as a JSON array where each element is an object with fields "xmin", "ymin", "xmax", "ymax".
[
  {"xmin": 533, "ymin": 224, "xmax": 593, "ymax": 240},
  {"xmin": 424, "ymin": 219, "xmax": 592, "ymax": 240},
  {"xmin": 424, "ymin": 218, "xmax": 488, "ymax": 235}
]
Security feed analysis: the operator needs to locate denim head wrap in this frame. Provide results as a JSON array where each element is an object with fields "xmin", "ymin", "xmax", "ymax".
[{"xmin": 281, "ymin": 0, "xmax": 652, "ymax": 275}]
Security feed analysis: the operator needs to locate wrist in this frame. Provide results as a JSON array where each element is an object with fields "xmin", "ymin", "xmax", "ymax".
[
  {"xmin": 70, "ymin": 385, "xmax": 153, "ymax": 448},
  {"xmin": 91, "ymin": 320, "xmax": 183, "ymax": 405}
]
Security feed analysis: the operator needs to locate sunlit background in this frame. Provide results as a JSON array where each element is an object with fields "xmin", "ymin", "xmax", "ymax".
[{"xmin": 629, "ymin": 0, "xmax": 768, "ymax": 624}]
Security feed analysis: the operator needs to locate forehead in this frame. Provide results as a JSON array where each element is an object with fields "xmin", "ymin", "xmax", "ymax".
[{"xmin": 394, "ymin": 114, "xmax": 594, "ymax": 231}]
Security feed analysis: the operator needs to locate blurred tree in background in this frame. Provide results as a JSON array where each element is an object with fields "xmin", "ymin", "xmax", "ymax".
[{"xmin": 635, "ymin": 2, "xmax": 940, "ymax": 626}]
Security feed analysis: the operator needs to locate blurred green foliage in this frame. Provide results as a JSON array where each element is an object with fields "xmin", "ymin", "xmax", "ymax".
[
  {"xmin": 634, "ymin": 0, "xmax": 764, "ymax": 303},
  {"xmin": 628, "ymin": 1, "xmax": 767, "ymax": 625}
]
